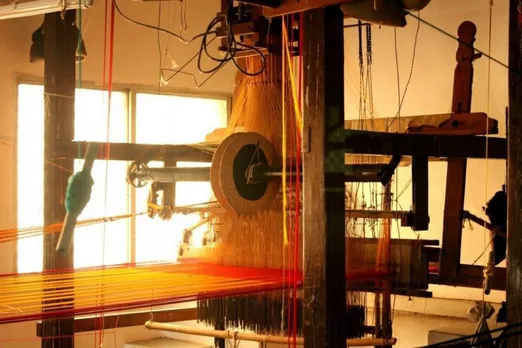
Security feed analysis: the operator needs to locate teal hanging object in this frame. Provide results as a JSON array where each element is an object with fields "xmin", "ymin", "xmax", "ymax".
[
  {"xmin": 64, "ymin": 171, "xmax": 94, "ymax": 214},
  {"xmin": 56, "ymin": 143, "xmax": 98, "ymax": 254}
]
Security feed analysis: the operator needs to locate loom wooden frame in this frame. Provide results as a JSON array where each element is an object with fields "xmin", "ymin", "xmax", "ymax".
[{"xmin": 34, "ymin": 3, "xmax": 515, "ymax": 348}]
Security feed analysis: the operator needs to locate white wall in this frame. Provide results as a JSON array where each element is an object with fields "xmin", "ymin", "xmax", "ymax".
[{"xmin": 0, "ymin": 0, "xmax": 512, "ymax": 346}]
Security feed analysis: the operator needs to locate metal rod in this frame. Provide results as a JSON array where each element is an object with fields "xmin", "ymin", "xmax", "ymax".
[
  {"xmin": 135, "ymin": 167, "xmax": 210, "ymax": 182},
  {"xmin": 145, "ymin": 322, "xmax": 397, "ymax": 346},
  {"xmin": 251, "ymin": 164, "xmax": 384, "ymax": 183},
  {"xmin": 136, "ymin": 164, "xmax": 385, "ymax": 184}
]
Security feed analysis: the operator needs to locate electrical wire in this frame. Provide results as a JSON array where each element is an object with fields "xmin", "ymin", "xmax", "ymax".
[
  {"xmin": 112, "ymin": 0, "xmax": 212, "ymax": 44},
  {"xmin": 114, "ymin": 0, "xmax": 265, "ymax": 84},
  {"xmin": 196, "ymin": 1, "xmax": 266, "ymax": 77}
]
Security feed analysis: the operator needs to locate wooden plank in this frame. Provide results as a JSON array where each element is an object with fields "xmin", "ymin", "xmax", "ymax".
[
  {"xmin": 431, "ymin": 264, "xmax": 506, "ymax": 291},
  {"xmin": 302, "ymin": 5, "xmax": 346, "ymax": 347},
  {"xmin": 345, "ymin": 112, "xmax": 498, "ymax": 135},
  {"xmin": 41, "ymin": 11, "xmax": 76, "ymax": 348},
  {"xmin": 53, "ymin": 141, "xmax": 215, "ymax": 162},
  {"xmin": 438, "ymin": 21, "xmax": 477, "ymax": 284},
  {"xmin": 343, "ymin": 130, "xmax": 506, "ymax": 159},
  {"xmin": 36, "ymin": 308, "xmax": 197, "ymax": 336},
  {"xmin": 263, "ymin": 0, "xmax": 352, "ymax": 17},
  {"xmin": 506, "ymin": 0, "xmax": 522, "ymax": 341}
]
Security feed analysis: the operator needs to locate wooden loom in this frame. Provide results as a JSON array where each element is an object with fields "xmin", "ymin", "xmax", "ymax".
[
  {"xmin": 10, "ymin": 2, "xmax": 512, "ymax": 348},
  {"xmin": 57, "ymin": 18, "xmax": 501, "ymax": 344}
]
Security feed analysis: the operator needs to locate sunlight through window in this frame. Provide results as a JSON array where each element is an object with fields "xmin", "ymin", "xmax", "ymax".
[
  {"xmin": 17, "ymin": 84, "xmax": 130, "ymax": 272},
  {"xmin": 17, "ymin": 85, "xmax": 227, "ymax": 271},
  {"xmin": 134, "ymin": 93, "xmax": 227, "ymax": 263}
]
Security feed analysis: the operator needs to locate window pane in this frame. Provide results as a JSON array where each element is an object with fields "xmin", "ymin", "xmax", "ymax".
[
  {"xmin": 135, "ymin": 93, "xmax": 227, "ymax": 263},
  {"xmin": 73, "ymin": 90, "xmax": 130, "ymax": 268},
  {"xmin": 17, "ymin": 84, "xmax": 44, "ymax": 273},
  {"xmin": 17, "ymin": 85, "xmax": 130, "ymax": 272}
]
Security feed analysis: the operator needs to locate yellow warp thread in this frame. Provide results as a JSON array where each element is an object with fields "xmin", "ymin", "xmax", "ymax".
[
  {"xmin": 282, "ymin": 22, "xmax": 304, "ymax": 132},
  {"xmin": 282, "ymin": 18, "xmax": 288, "ymax": 246}
]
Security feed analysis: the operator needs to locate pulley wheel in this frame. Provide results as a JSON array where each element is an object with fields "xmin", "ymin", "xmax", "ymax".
[
  {"xmin": 126, "ymin": 161, "xmax": 148, "ymax": 188},
  {"xmin": 213, "ymin": 132, "xmax": 280, "ymax": 215}
]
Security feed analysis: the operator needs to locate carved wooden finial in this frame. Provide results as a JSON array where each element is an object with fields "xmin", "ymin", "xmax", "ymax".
[{"xmin": 456, "ymin": 21, "xmax": 478, "ymax": 64}]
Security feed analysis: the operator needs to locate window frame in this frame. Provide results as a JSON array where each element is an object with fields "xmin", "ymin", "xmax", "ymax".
[{"xmin": 14, "ymin": 74, "xmax": 231, "ymax": 272}]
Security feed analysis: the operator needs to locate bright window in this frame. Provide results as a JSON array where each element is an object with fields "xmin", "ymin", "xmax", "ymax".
[
  {"xmin": 134, "ymin": 93, "xmax": 227, "ymax": 263},
  {"xmin": 17, "ymin": 85, "xmax": 228, "ymax": 272},
  {"xmin": 17, "ymin": 84, "xmax": 130, "ymax": 272}
]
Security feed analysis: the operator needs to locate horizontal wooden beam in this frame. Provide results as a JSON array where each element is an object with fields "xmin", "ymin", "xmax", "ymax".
[
  {"xmin": 342, "ymin": 131, "xmax": 506, "ymax": 159},
  {"xmin": 36, "ymin": 307, "xmax": 197, "ymax": 336},
  {"xmin": 239, "ymin": 0, "xmax": 281, "ymax": 7},
  {"xmin": 345, "ymin": 112, "xmax": 498, "ymax": 135},
  {"xmin": 429, "ymin": 264, "xmax": 506, "ymax": 291},
  {"xmin": 262, "ymin": 0, "xmax": 353, "ymax": 17},
  {"xmin": 53, "ymin": 141, "xmax": 215, "ymax": 162}
]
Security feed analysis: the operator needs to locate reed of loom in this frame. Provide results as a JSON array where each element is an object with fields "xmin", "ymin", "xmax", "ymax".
[{"xmin": 196, "ymin": 38, "xmax": 369, "ymax": 338}]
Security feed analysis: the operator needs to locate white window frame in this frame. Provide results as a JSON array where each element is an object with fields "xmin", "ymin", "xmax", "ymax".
[{"xmin": 15, "ymin": 76, "xmax": 231, "ymax": 272}]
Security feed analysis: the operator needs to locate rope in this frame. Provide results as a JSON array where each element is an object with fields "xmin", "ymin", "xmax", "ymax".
[{"xmin": 481, "ymin": 0, "xmax": 494, "ymax": 303}]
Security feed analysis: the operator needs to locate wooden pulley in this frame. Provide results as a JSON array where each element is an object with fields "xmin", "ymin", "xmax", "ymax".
[{"xmin": 210, "ymin": 132, "xmax": 280, "ymax": 216}]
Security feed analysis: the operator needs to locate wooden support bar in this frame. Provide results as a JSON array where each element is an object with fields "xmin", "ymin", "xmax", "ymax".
[
  {"xmin": 412, "ymin": 156, "xmax": 429, "ymax": 231},
  {"xmin": 507, "ymin": 0, "xmax": 522, "ymax": 341},
  {"xmin": 463, "ymin": 210, "xmax": 506, "ymax": 239},
  {"xmin": 431, "ymin": 264, "xmax": 506, "ymax": 291},
  {"xmin": 42, "ymin": 11, "xmax": 76, "ymax": 348},
  {"xmin": 36, "ymin": 308, "xmax": 197, "ymax": 336},
  {"xmin": 239, "ymin": 0, "xmax": 281, "ymax": 7},
  {"xmin": 302, "ymin": 5, "xmax": 346, "ymax": 347},
  {"xmin": 145, "ymin": 322, "xmax": 397, "ymax": 346},
  {"xmin": 345, "ymin": 112, "xmax": 498, "ymax": 135},
  {"xmin": 438, "ymin": 21, "xmax": 477, "ymax": 284},
  {"xmin": 342, "ymin": 130, "xmax": 506, "ymax": 159},
  {"xmin": 262, "ymin": 0, "xmax": 351, "ymax": 17},
  {"xmin": 53, "ymin": 141, "xmax": 215, "ymax": 162}
]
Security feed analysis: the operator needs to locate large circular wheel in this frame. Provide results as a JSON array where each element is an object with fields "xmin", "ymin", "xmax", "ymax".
[
  {"xmin": 210, "ymin": 133, "xmax": 241, "ymax": 213},
  {"xmin": 212, "ymin": 132, "xmax": 280, "ymax": 216}
]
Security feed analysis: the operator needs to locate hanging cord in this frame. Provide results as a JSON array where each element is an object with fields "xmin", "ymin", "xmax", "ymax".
[
  {"xmin": 97, "ymin": 0, "xmax": 117, "ymax": 343},
  {"xmin": 386, "ymin": 12, "xmax": 421, "ymax": 131},
  {"xmin": 112, "ymin": 0, "xmax": 208, "ymax": 44},
  {"xmin": 112, "ymin": 0, "xmax": 265, "ymax": 77},
  {"xmin": 280, "ymin": 17, "xmax": 287, "ymax": 343},
  {"xmin": 482, "ymin": 0, "xmax": 494, "ymax": 300}
]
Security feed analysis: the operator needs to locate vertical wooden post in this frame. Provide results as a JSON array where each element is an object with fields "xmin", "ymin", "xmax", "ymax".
[
  {"xmin": 381, "ymin": 184, "xmax": 392, "ymax": 348},
  {"xmin": 160, "ymin": 157, "xmax": 177, "ymax": 220},
  {"xmin": 438, "ymin": 21, "xmax": 477, "ymax": 283},
  {"xmin": 302, "ymin": 5, "xmax": 346, "ymax": 347},
  {"xmin": 412, "ymin": 156, "xmax": 429, "ymax": 231},
  {"xmin": 42, "ymin": 11, "xmax": 76, "ymax": 348},
  {"xmin": 506, "ymin": 0, "xmax": 522, "ymax": 346}
]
